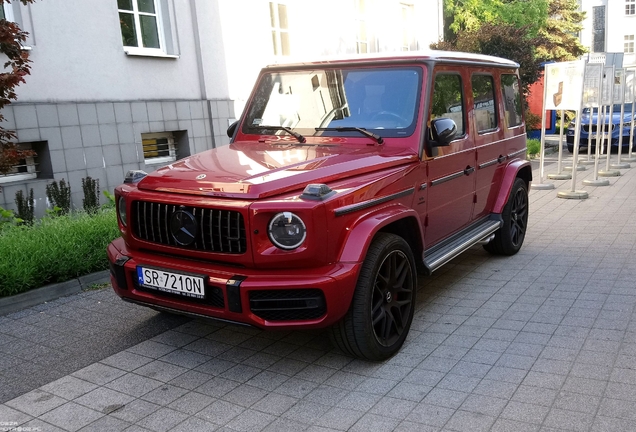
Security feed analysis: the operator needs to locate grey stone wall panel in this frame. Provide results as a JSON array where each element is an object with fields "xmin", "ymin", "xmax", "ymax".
[
  {"xmin": 17, "ymin": 128, "xmax": 41, "ymax": 142},
  {"xmin": 35, "ymin": 105, "xmax": 59, "ymax": 128},
  {"xmin": 80, "ymin": 125, "xmax": 102, "ymax": 147},
  {"xmin": 162, "ymin": 102, "xmax": 178, "ymax": 121},
  {"xmin": 57, "ymin": 104, "xmax": 80, "ymax": 126},
  {"xmin": 14, "ymin": 105, "xmax": 38, "ymax": 129},
  {"xmin": 77, "ymin": 104, "xmax": 98, "ymax": 125},
  {"xmin": 84, "ymin": 147, "xmax": 105, "ymax": 170},
  {"xmin": 114, "ymin": 103, "xmax": 132, "ymax": 123},
  {"xmin": 102, "ymin": 144, "xmax": 122, "ymax": 166},
  {"xmin": 96, "ymin": 103, "xmax": 116, "ymax": 124},
  {"xmin": 147, "ymin": 102, "xmax": 163, "ymax": 122},
  {"xmin": 61, "ymin": 126, "xmax": 83, "ymax": 149},
  {"xmin": 176, "ymin": 101, "xmax": 190, "ymax": 120},
  {"xmin": 131, "ymin": 102, "xmax": 149, "ymax": 123},
  {"xmin": 99, "ymin": 124, "xmax": 119, "ymax": 146}
]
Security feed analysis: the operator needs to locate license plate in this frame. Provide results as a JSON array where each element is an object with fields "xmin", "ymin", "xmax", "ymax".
[{"xmin": 137, "ymin": 266, "xmax": 206, "ymax": 299}]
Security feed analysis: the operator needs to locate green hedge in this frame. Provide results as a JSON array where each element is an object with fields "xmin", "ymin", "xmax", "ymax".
[{"xmin": 0, "ymin": 209, "xmax": 120, "ymax": 297}]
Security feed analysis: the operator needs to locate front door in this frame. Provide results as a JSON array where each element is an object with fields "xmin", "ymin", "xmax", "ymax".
[{"xmin": 424, "ymin": 70, "xmax": 476, "ymax": 247}]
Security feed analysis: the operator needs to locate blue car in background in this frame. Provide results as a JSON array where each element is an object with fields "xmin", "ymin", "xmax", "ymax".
[{"xmin": 566, "ymin": 103, "xmax": 635, "ymax": 153}]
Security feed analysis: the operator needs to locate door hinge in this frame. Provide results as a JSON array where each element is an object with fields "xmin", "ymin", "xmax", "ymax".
[
  {"xmin": 424, "ymin": 215, "xmax": 429, "ymax": 227},
  {"xmin": 473, "ymin": 194, "xmax": 477, "ymax": 203}
]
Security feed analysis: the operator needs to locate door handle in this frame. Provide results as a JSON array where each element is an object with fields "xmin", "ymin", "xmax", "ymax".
[
  {"xmin": 497, "ymin": 155, "xmax": 506, "ymax": 163},
  {"xmin": 464, "ymin": 166, "xmax": 475, "ymax": 175}
]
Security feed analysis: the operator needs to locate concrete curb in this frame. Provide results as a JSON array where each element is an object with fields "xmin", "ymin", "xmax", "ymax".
[{"xmin": 0, "ymin": 270, "xmax": 111, "ymax": 316}]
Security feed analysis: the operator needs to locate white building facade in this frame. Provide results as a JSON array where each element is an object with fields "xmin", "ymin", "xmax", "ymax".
[
  {"xmin": 0, "ymin": 0, "xmax": 443, "ymax": 215},
  {"xmin": 579, "ymin": 0, "xmax": 636, "ymax": 66}
]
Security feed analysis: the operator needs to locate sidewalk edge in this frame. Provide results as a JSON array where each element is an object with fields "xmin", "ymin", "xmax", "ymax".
[{"xmin": 0, "ymin": 270, "xmax": 111, "ymax": 316}]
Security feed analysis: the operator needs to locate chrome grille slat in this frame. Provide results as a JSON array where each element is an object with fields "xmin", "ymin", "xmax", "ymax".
[{"xmin": 131, "ymin": 201, "xmax": 246, "ymax": 255}]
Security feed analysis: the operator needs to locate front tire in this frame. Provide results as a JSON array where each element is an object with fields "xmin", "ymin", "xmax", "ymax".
[
  {"xmin": 484, "ymin": 177, "xmax": 528, "ymax": 256},
  {"xmin": 330, "ymin": 233, "xmax": 417, "ymax": 361}
]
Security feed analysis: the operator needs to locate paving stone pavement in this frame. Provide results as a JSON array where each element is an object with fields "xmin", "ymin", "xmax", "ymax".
[{"xmin": 2, "ymin": 156, "xmax": 636, "ymax": 431}]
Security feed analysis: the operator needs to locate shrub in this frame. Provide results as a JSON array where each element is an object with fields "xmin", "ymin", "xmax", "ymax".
[
  {"xmin": 0, "ymin": 206, "xmax": 22, "ymax": 230},
  {"xmin": 0, "ymin": 209, "xmax": 119, "ymax": 297},
  {"xmin": 46, "ymin": 178, "xmax": 72, "ymax": 215},
  {"xmin": 14, "ymin": 189, "xmax": 34, "ymax": 225},
  {"xmin": 525, "ymin": 110, "xmax": 542, "ymax": 132},
  {"xmin": 82, "ymin": 177, "xmax": 100, "ymax": 215},
  {"xmin": 527, "ymin": 138, "xmax": 541, "ymax": 158}
]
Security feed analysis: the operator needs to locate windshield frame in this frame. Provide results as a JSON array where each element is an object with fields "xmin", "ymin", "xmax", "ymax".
[{"xmin": 241, "ymin": 65, "xmax": 424, "ymax": 141}]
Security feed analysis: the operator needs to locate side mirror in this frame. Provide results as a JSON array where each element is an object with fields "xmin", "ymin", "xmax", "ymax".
[
  {"xmin": 430, "ymin": 118, "xmax": 457, "ymax": 147},
  {"xmin": 227, "ymin": 120, "xmax": 239, "ymax": 138}
]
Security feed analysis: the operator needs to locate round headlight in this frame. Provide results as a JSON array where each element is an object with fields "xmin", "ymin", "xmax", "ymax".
[
  {"xmin": 117, "ymin": 196, "xmax": 127, "ymax": 226},
  {"xmin": 268, "ymin": 212, "xmax": 306, "ymax": 250}
]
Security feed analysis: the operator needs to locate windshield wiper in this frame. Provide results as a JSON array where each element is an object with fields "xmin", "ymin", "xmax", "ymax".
[
  {"xmin": 314, "ymin": 127, "xmax": 384, "ymax": 145},
  {"xmin": 251, "ymin": 125, "xmax": 306, "ymax": 143}
]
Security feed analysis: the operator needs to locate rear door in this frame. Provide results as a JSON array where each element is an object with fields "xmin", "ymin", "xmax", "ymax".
[{"xmin": 472, "ymin": 72, "xmax": 504, "ymax": 219}]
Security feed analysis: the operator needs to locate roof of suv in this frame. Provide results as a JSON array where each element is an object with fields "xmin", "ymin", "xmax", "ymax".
[{"xmin": 266, "ymin": 50, "xmax": 520, "ymax": 70}]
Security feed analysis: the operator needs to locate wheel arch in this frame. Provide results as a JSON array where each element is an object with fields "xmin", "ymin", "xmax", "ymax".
[
  {"xmin": 338, "ymin": 206, "xmax": 424, "ymax": 265},
  {"xmin": 493, "ymin": 161, "xmax": 532, "ymax": 214}
]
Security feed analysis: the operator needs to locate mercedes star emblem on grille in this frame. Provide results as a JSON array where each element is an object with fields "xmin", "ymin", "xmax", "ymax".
[{"xmin": 170, "ymin": 209, "xmax": 198, "ymax": 246}]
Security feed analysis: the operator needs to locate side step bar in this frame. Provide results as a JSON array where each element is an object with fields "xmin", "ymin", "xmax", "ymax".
[{"xmin": 423, "ymin": 215, "xmax": 503, "ymax": 274}]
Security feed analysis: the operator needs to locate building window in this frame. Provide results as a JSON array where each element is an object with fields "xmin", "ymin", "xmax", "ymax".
[
  {"xmin": 118, "ymin": 0, "xmax": 164, "ymax": 53},
  {"xmin": 0, "ymin": 143, "xmax": 38, "ymax": 184},
  {"xmin": 269, "ymin": 2, "xmax": 290, "ymax": 56},
  {"xmin": 401, "ymin": 3, "xmax": 414, "ymax": 51},
  {"xmin": 354, "ymin": 0, "xmax": 368, "ymax": 54},
  {"xmin": 142, "ymin": 132, "xmax": 176, "ymax": 165},
  {"xmin": 592, "ymin": 5, "xmax": 606, "ymax": 53},
  {"xmin": 0, "ymin": 3, "xmax": 15, "ymax": 21},
  {"xmin": 627, "ymin": 0, "xmax": 635, "ymax": 15},
  {"xmin": 625, "ymin": 35, "xmax": 635, "ymax": 53}
]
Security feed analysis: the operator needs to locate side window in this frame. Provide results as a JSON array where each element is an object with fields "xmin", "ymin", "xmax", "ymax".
[
  {"xmin": 472, "ymin": 75, "xmax": 497, "ymax": 133},
  {"xmin": 430, "ymin": 74, "xmax": 465, "ymax": 136},
  {"xmin": 501, "ymin": 74, "xmax": 523, "ymax": 128}
]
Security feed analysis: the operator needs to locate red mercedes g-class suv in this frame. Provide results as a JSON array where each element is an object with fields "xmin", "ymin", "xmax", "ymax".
[{"xmin": 108, "ymin": 51, "xmax": 530, "ymax": 360}]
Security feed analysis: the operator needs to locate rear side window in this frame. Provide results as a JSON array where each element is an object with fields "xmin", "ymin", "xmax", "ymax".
[
  {"xmin": 472, "ymin": 75, "xmax": 497, "ymax": 133},
  {"xmin": 430, "ymin": 74, "xmax": 465, "ymax": 136},
  {"xmin": 501, "ymin": 74, "xmax": 523, "ymax": 127}
]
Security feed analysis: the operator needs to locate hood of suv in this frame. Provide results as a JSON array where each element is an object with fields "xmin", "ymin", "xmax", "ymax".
[{"xmin": 137, "ymin": 140, "xmax": 418, "ymax": 199}]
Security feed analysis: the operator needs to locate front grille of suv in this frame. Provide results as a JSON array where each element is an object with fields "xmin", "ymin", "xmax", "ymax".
[{"xmin": 132, "ymin": 201, "xmax": 247, "ymax": 254}]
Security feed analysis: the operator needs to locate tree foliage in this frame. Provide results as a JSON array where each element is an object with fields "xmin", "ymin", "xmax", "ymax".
[
  {"xmin": 0, "ymin": 0, "xmax": 35, "ymax": 175},
  {"xmin": 438, "ymin": 0, "xmax": 587, "ymax": 96},
  {"xmin": 444, "ymin": 0, "xmax": 549, "ymax": 39},
  {"xmin": 536, "ymin": 0, "xmax": 587, "ymax": 62},
  {"xmin": 432, "ymin": 23, "xmax": 543, "ymax": 96}
]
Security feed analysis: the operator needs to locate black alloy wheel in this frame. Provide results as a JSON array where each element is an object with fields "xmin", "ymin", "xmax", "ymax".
[
  {"xmin": 371, "ymin": 249, "xmax": 414, "ymax": 348},
  {"xmin": 330, "ymin": 233, "xmax": 417, "ymax": 361},
  {"xmin": 484, "ymin": 177, "xmax": 529, "ymax": 256}
]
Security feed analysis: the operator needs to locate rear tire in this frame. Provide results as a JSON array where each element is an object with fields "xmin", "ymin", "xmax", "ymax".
[
  {"xmin": 484, "ymin": 178, "xmax": 528, "ymax": 256},
  {"xmin": 330, "ymin": 233, "xmax": 417, "ymax": 361}
]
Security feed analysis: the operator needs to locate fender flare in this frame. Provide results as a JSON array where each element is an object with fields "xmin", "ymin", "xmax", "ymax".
[
  {"xmin": 338, "ymin": 205, "xmax": 424, "ymax": 263},
  {"xmin": 493, "ymin": 159, "xmax": 532, "ymax": 214}
]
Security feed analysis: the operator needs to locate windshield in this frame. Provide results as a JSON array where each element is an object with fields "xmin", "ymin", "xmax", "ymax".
[
  {"xmin": 583, "ymin": 103, "xmax": 633, "ymax": 114},
  {"xmin": 243, "ymin": 67, "xmax": 422, "ymax": 139}
]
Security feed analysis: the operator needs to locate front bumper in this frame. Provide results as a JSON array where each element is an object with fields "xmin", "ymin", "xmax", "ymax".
[{"xmin": 108, "ymin": 238, "xmax": 361, "ymax": 329}]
